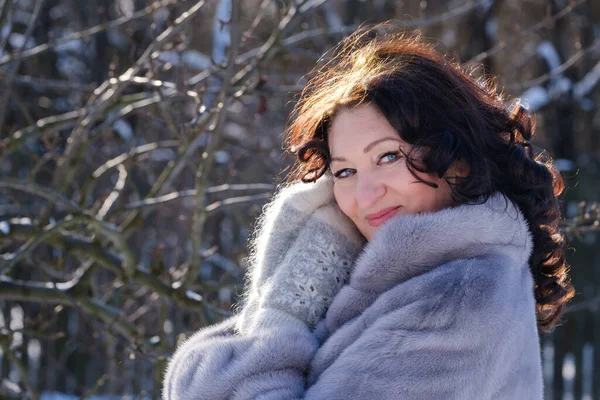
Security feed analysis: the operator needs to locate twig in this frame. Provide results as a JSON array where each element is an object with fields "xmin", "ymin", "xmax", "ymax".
[
  {"xmin": 205, "ymin": 192, "xmax": 272, "ymax": 213},
  {"xmin": 92, "ymin": 140, "xmax": 180, "ymax": 179},
  {"xmin": 96, "ymin": 164, "xmax": 127, "ymax": 219},
  {"xmin": 573, "ymin": 58, "xmax": 600, "ymax": 99},
  {"xmin": 1, "ymin": 216, "xmax": 81, "ymax": 274},
  {"xmin": 0, "ymin": 0, "xmax": 46, "ymax": 131},
  {"xmin": 0, "ymin": 262, "xmax": 94, "ymax": 301},
  {"xmin": 122, "ymin": 189, "xmax": 196, "ymax": 210},
  {"xmin": 1, "ymin": 218, "xmax": 125, "ymax": 276},
  {"xmin": 0, "ymin": 0, "xmax": 13, "ymax": 58},
  {"xmin": 117, "ymin": 123, "xmax": 211, "ymax": 236},
  {"xmin": 0, "ymin": 70, "xmax": 96, "ymax": 91},
  {"xmin": 132, "ymin": 269, "xmax": 207, "ymax": 310},
  {"xmin": 560, "ymin": 202, "xmax": 600, "ymax": 233},
  {"xmin": 272, "ymin": 0, "xmax": 486, "ymax": 60},
  {"xmin": 0, "ymin": 0, "xmax": 178, "ymax": 66},
  {"xmin": 1, "ymin": 218, "xmax": 212, "ymax": 318},
  {"xmin": 82, "ymin": 374, "xmax": 109, "ymax": 398},
  {"xmin": 188, "ymin": 0, "xmax": 241, "ymax": 283},
  {"xmin": 1, "ymin": 213, "xmax": 136, "ymax": 278},
  {"xmin": 206, "ymin": 182, "xmax": 275, "ymax": 194},
  {"xmin": 506, "ymin": 40, "xmax": 600, "ymax": 91},
  {"xmin": 186, "ymin": 0, "xmax": 329, "ymax": 87},
  {"xmin": 0, "ymin": 179, "xmax": 82, "ymax": 212},
  {"xmin": 110, "ymin": 75, "xmax": 200, "ymax": 101},
  {"xmin": 0, "ymin": 275, "xmax": 157, "ymax": 355},
  {"xmin": 242, "ymin": 0, "xmax": 272, "ymax": 46},
  {"xmin": 1, "ymin": 91, "xmax": 180, "ymax": 157},
  {"xmin": 50, "ymin": 0, "xmax": 208, "ymax": 201},
  {"xmin": 565, "ymin": 294, "xmax": 600, "ymax": 314},
  {"xmin": 119, "ymin": 184, "xmax": 274, "ymax": 211},
  {"xmin": 1, "ymin": 109, "xmax": 86, "ymax": 156},
  {"xmin": 466, "ymin": 0, "xmax": 587, "ymax": 66},
  {"xmin": 0, "ymin": 334, "xmax": 39, "ymax": 400}
]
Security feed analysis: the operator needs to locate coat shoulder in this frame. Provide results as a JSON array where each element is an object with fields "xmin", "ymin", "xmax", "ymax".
[
  {"xmin": 307, "ymin": 256, "xmax": 542, "ymax": 400},
  {"xmin": 369, "ymin": 254, "xmax": 536, "ymax": 333}
]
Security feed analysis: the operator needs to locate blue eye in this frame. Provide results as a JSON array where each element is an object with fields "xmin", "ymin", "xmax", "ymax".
[
  {"xmin": 333, "ymin": 151, "xmax": 401, "ymax": 179},
  {"xmin": 379, "ymin": 151, "xmax": 401, "ymax": 164},
  {"xmin": 333, "ymin": 168, "xmax": 354, "ymax": 179}
]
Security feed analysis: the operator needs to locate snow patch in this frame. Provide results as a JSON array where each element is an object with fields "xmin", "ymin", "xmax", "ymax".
[
  {"xmin": 8, "ymin": 33, "xmax": 36, "ymax": 50},
  {"xmin": 56, "ymin": 56, "xmax": 87, "ymax": 78},
  {"xmin": 520, "ymin": 86, "xmax": 549, "ymax": 111},
  {"xmin": 113, "ymin": 120, "xmax": 134, "ymax": 142},
  {"xmin": 182, "ymin": 50, "xmax": 212, "ymax": 70},
  {"xmin": 537, "ymin": 41, "xmax": 561, "ymax": 71},
  {"xmin": 212, "ymin": 0, "xmax": 232, "ymax": 65},
  {"xmin": 485, "ymin": 19, "xmax": 498, "ymax": 41},
  {"xmin": 55, "ymin": 39, "xmax": 83, "ymax": 53},
  {"xmin": 156, "ymin": 50, "xmax": 181, "ymax": 66},
  {"xmin": 554, "ymin": 158, "xmax": 576, "ymax": 172},
  {"xmin": 107, "ymin": 28, "xmax": 129, "ymax": 50},
  {"xmin": 1, "ymin": 23, "xmax": 11, "ymax": 40},
  {"xmin": 574, "ymin": 60, "xmax": 600, "ymax": 99},
  {"xmin": 215, "ymin": 150, "xmax": 230, "ymax": 164},
  {"xmin": 186, "ymin": 290, "xmax": 203, "ymax": 302},
  {"xmin": 117, "ymin": 0, "xmax": 135, "ymax": 18}
]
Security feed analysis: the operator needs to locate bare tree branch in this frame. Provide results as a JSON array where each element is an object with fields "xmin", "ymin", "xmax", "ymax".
[
  {"xmin": 96, "ymin": 164, "xmax": 127, "ymax": 219},
  {"xmin": 506, "ymin": 39, "xmax": 600, "ymax": 91},
  {"xmin": 119, "ymin": 184, "xmax": 274, "ymax": 211},
  {"xmin": 0, "ymin": 70, "xmax": 96, "ymax": 91},
  {"xmin": 92, "ymin": 140, "xmax": 180, "ymax": 179},
  {"xmin": 0, "ymin": 179, "xmax": 82, "ymax": 212},
  {"xmin": 0, "ymin": 332, "xmax": 39, "ymax": 400},
  {"xmin": 205, "ymin": 192, "xmax": 271, "ymax": 213},
  {"xmin": 50, "ymin": 0, "xmax": 208, "ymax": 201},
  {"xmin": 565, "ymin": 294, "xmax": 600, "ymax": 314},
  {"xmin": 466, "ymin": 0, "xmax": 587, "ymax": 66},
  {"xmin": 0, "ymin": 0, "xmax": 178, "ymax": 66},
  {"xmin": 1, "ymin": 213, "xmax": 135, "ymax": 278},
  {"xmin": 0, "ymin": 0, "xmax": 47, "ymax": 131},
  {"xmin": 0, "ymin": 0, "xmax": 13, "ymax": 59},
  {"xmin": 188, "ymin": 0, "xmax": 241, "ymax": 284}
]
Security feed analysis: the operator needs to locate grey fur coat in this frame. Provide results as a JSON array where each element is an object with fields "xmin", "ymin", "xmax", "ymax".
[{"xmin": 163, "ymin": 192, "xmax": 543, "ymax": 399}]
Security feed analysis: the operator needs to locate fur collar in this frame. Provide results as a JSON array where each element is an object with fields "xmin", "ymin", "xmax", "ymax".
[{"xmin": 349, "ymin": 192, "xmax": 533, "ymax": 294}]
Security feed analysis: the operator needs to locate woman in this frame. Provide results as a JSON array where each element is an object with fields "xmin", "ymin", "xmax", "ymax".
[{"xmin": 163, "ymin": 25, "xmax": 575, "ymax": 399}]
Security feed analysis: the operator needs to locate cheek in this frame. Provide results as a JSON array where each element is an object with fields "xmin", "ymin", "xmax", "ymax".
[{"xmin": 333, "ymin": 184, "xmax": 354, "ymax": 219}]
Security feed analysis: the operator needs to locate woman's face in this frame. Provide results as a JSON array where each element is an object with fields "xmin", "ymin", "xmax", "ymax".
[{"xmin": 328, "ymin": 104, "xmax": 458, "ymax": 240}]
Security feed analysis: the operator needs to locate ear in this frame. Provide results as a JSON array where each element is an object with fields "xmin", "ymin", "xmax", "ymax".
[{"xmin": 447, "ymin": 157, "xmax": 470, "ymax": 178}]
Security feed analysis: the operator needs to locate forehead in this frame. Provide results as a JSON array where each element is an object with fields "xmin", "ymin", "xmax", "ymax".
[{"xmin": 328, "ymin": 104, "xmax": 402, "ymax": 154}]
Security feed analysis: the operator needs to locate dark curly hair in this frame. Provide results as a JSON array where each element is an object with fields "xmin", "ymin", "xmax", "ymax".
[{"xmin": 284, "ymin": 24, "xmax": 574, "ymax": 332}]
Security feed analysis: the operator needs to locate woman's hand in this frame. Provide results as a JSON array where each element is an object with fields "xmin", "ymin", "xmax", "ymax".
[{"xmin": 237, "ymin": 176, "xmax": 365, "ymax": 333}]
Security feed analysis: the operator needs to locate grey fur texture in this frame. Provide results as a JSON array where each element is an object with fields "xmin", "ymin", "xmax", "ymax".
[
  {"xmin": 235, "ymin": 176, "xmax": 364, "ymax": 333},
  {"xmin": 163, "ymin": 192, "xmax": 543, "ymax": 400}
]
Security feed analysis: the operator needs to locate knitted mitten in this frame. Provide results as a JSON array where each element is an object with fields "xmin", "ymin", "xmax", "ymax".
[{"xmin": 236, "ymin": 176, "xmax": 365, "ymax": 333}]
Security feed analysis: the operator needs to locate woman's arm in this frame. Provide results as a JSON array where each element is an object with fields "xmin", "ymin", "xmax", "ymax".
[
  {"xmin": 162, "ymin": 313, "xmax": 319, "ymax": 400},
  {"xmin": 165, "ymin": 259, "xmax": 542, "ymax": 400},
  {"xmin": 163, "ymin": 177, "xmax": 364, "ymax": 400}
]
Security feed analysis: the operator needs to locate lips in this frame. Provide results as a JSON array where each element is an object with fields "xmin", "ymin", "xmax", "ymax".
[{"xmin": 365, "ymin": 206, "xmax": 402, "ymax": 227}]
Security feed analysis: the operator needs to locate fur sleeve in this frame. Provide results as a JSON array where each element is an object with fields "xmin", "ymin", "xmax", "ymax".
[
  {"xmin": 163, "ymin": 258, "xmax": 542, "ymax": 399},
  {"xmin": 162, "ymin": 314, "xmax": 320, "ymax": 400}
]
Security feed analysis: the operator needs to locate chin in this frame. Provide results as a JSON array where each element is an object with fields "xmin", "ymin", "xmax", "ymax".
[{"xmin": 359, "ymin": 226, "xmax": 374, "ymax": 241}]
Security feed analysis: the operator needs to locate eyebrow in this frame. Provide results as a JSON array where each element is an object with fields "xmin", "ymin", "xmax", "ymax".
[{"xmin": 330, "ymin": 137, "xmax": 402, "ymax": 162}]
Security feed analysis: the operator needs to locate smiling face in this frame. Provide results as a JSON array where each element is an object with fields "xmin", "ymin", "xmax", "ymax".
[{"xmin": 328, "ymin": 104, "xmax": 459, "ymax": 240}]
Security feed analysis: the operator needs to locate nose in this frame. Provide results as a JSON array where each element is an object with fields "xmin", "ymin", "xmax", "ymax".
[{"xmin": 355, "ymin": 172, "xmax": 386, "ymax": 211}]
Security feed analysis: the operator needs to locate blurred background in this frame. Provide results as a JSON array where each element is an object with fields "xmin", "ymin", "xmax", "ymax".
[{"xmin": 0, "ymin": 0, "xmax": 599, "ymax": 398}]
